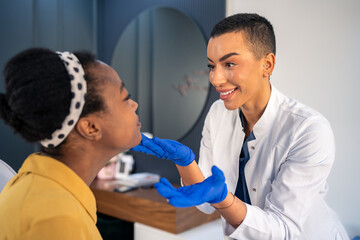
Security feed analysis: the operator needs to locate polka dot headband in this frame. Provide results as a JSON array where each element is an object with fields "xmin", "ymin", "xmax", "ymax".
[{"xmin": 40, "ymin": 51, "xmax": 87, "ymax": 148}]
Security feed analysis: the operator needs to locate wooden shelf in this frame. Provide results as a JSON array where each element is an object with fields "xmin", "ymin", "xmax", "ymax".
[{"xmin": 90, "ymin": 179, "xmax": 220, "ymax": 234}]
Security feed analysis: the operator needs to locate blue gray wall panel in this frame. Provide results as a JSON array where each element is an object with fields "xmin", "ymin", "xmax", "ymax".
[
  {"xmin": 0, "ymin": 0, "xmax": 225, "ymax": 183},
  {"xmin": 0, "ymin": 0, "xmax": 96, "ymax": 171}
]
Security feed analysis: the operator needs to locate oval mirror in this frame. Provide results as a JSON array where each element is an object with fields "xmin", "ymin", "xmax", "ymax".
[{"xmin": 111, "ymin": 7, "xmax": 209, "ymax": 140}]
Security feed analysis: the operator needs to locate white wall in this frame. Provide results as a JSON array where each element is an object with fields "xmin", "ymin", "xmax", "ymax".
[{"xmin": 226, "ymin": 0, "xmax": 360, "ymax": 238}]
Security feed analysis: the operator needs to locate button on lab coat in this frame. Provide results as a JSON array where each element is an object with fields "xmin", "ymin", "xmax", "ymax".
[{"xmin": 196, "ymin": 86, "xmax": 349, "ymax": 240}]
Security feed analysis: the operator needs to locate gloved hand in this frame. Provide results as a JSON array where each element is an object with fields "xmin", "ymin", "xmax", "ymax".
[
  {"xmin": 154, "ymin": 165, "xmax": 228, "ymax": 207},
  {"xmin": 131, "ymin": 133, "xmax": 195, "ymax": 166}
]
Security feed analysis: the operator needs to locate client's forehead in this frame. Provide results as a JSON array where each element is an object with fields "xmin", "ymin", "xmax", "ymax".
[{"xmin": 89, "ymin": 61, "xmax": 120, "ymax": 84}]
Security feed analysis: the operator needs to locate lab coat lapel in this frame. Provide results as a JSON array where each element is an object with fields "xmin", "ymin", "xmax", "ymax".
[{"xmin": 244, "ymin": 85, "xmax": 279, "ymax": 206}]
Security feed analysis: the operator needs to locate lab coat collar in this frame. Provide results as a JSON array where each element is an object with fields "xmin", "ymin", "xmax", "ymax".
[{"xmin": 251, "ymin": 84, "xmax": 279, "ymax": 142}]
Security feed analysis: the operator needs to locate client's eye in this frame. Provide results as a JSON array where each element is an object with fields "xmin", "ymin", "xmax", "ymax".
[{"xmin": 124, "ymin": 94, "xmax": 131, "ymax": 101}]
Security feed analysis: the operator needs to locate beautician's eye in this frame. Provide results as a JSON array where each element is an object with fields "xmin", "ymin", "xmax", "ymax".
[
  {"xmin": 225, "ymin": 62, "xmax": 235, "ymax": 68},
  {"xmin": 207, "ymin": 64, "xmax": 215, "ymax": 71}
]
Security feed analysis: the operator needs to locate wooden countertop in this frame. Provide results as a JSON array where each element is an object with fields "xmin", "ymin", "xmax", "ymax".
[{"xmin": 90, "ymin": 178, "xmax": 220, "ymax": 234}]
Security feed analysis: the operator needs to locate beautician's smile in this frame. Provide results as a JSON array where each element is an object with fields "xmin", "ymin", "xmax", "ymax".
[{"xmin": 217, "ymin": 87, "xmax": 238, "ymax": 100}]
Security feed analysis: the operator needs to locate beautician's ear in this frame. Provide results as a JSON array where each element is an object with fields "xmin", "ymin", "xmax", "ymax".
[
  {"xmin": 263, "ymin": 53, "xmax": 275, "ymax": 79},
  {"xmin": 75, "ymin": 117, "xmax": 102, "ymax": 141}
]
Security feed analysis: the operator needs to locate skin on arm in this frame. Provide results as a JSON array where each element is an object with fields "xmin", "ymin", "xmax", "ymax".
[
  {"xmin": 212, "ymin": 192, "xmax": 247, "ymax": 228},
  {"xmin": 176, "ymin": 161, "xmax": 205, "ymax": 185}
]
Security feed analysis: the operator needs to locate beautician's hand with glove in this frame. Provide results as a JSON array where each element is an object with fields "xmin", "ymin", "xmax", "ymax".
[
  {"xmin": 131, "ymin": 133, "xmax": 195, "ymax": 166},
  {"xmin": 154, "ymin": 165, "xmax": 228, "ymax": 207}
]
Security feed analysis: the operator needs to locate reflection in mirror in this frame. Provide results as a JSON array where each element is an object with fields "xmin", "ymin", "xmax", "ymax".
[{"xmin": 111, "ymin": 7, "xmax": 209, "ymax": 140}]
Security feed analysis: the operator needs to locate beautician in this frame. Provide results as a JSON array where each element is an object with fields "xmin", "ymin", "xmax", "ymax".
[{"xmin": 132, "ymin": 13, "xmax": 349, "ymax": 239}]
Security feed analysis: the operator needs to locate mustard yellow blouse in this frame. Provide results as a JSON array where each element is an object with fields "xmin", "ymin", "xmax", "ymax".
[{"xmin": 0, "ymin": 153, "xmax": 102, "ymax": 239}]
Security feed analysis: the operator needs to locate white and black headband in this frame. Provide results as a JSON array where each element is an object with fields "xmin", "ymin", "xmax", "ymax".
[{"xmin": 40, "ymin": 51, "xmax": 87, "ymax": 148}]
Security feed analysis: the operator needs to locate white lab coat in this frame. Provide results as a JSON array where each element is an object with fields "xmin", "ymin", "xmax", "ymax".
[{"xmin": 196, "ymin": 85, "xmax": 349, "ymax": 240}]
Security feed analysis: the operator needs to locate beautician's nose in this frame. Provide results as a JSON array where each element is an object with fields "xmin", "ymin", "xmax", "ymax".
[{"xmin": 209, "ymin": 67, "xmax": 227, "ymax": 87}]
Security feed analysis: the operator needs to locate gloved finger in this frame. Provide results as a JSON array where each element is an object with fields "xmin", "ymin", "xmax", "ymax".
[
  {"xmin": 155, "ymin": 184, "xmax": 180, "ymax": 199},
  {"xmin": 131, "ymin": 144, "xmax": 158, "ymax": 156},
  {"xmin": 141, "ymin": 137, "xmax": 167, "ymax": 156},
  {"xmin": 169, "ymin": 196, "xmax": 199, "ymax": 208},
  {"xmin": 130, "ymin": 133, "xmax": 151, "ymax": 151},
  {"xmin": 169, "ymin": 184, "xmax": 204, "ymax": 207},
  {"xmin": 176, "ymin": 182, "xmax": 197, "ymax": 195},
  {"xmin": 152, "ymin": 137, "xmax": 176, "ymax": 152},
  {"xmin": 155, "ymin": 178, "xmax": 183, "ymax": 199},
  {"xmin": 131, "ymin": 144, "xmax": 147, "ymax": 152},
  {"xmin": 140, "ymin": 132, "xmax": 150, "ymax": 140},
  {"xmin": 153, "ymin": 138, "xmax": 195, "ymax": 164},
  {"xmin": 132, "ymin": 139, "xmax": 166, "ymax": 158},
  {"xmin": 159, "ymin": 177, "xmax": 174, "ymax": 189},
  {"xmin": 211, "ymin": 165, "xmax": 225, "ymax": 182}
]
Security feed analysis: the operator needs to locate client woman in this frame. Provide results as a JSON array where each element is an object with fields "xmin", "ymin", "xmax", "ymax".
[{"xmin": 0, "ymin": 48, "xmax": 141, "ymax": 239}]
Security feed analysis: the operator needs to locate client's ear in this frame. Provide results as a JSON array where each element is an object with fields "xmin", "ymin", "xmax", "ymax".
[{"xmin": 75, "ymin": 116, "xmax": 102, "ymax": 141}]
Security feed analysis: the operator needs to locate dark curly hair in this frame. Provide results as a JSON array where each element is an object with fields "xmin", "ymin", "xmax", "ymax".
[
  {"xmin": 210, "ymin": 13, "xmax": 276, "ymax": 59},
  {"xmin": 0, "ymin": 48, "xmax": 106, "ymax": 153}
]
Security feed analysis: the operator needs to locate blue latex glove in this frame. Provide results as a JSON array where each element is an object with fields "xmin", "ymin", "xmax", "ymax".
[
  {"xmin": 131, "ymin": 133, "xmax": 195, "ymax": 166},
  {"xmin": 154, "ymin": 165, "xmax": 228, "ymax": 207}
]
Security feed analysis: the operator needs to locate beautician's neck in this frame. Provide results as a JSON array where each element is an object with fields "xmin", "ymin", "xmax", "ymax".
[{"xmin": 241, "ymin": 83, "xmax": 271, "ymax": 136}]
